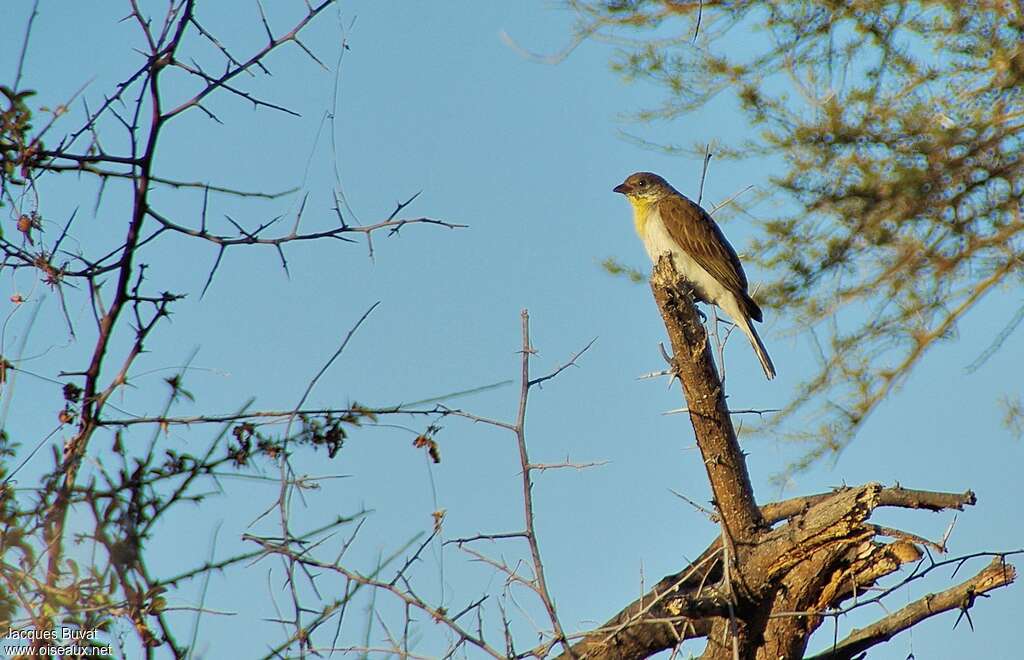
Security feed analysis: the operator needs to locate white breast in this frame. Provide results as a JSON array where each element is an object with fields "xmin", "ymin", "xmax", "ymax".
[{"xmin": 640, "ymin": 206, "xmax": 732, "ymax": 308}]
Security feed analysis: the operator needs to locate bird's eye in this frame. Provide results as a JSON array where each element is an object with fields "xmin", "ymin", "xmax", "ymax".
[{"xmin": 637, "ymin": 179, "xmax": 646, "ymax": 187}]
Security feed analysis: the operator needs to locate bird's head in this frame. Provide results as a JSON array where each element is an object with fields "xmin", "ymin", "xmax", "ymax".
[{"xmin": 613, "ymin": 172, "xmax": 671, "ymax": 206}]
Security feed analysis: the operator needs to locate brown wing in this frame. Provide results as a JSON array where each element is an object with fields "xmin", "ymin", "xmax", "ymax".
[{"xmin": 658, "ymin": 193, "xmax": 763, "ymax": 322}]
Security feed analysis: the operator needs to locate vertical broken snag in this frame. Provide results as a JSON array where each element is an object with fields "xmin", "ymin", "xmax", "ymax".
[{"xmin": 649, "ymin": 256, "xmax": 763, "ymax": 543}]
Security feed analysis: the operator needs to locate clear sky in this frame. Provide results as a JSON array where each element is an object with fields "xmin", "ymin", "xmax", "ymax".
[{"xmin": 1, "ymin": 1, "xmax": 1021, "ymax": 658}]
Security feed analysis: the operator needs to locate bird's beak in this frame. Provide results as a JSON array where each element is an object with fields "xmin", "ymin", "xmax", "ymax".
[{"xmin": 613, "ymin": 182, "xmax": 630, "ymax": 194}]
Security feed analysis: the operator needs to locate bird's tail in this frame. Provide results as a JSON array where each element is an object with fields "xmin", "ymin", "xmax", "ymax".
[{"xmin": 736, "ymin": 315, "xmax": 776, "ymax": 380}]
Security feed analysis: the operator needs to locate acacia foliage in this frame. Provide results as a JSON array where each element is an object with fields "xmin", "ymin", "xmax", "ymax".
[{"xmin": 573, "ymin": 0, "xmax": 1024, "ymax": 468}]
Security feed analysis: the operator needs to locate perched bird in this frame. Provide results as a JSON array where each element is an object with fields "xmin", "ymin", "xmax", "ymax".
[{"xmin": 613, "ymin": 172, "xmax": 776, "ymax": 380}]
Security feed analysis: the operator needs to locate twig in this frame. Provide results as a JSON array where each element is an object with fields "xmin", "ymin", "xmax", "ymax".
[
  {"xmin": 697, "ymin": 143, "xmax": 712, "ymax": 206},
  {"xmin": 663, "ymin": 407, "xmax": 780, "ymax": 416},
  {"xmin": 13, "ymin": 0, "xmax": 42, "ymax": 93},
  {"xmin": 515, "ymin": 310, "xmax": 574, "ymax": 656}
]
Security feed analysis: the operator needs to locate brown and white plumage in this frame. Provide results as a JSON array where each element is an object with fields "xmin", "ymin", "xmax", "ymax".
[{"xmin": 614, "ymin": 171, "xmax": 776, "ymax": 380}]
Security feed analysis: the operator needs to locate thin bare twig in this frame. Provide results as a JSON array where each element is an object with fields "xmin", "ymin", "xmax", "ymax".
[
  {"xmin": 13, "ymin": 0, "xmax": 41, "ymax": 92},
  {"xmin": 515, "ymin": 310, "xmax": 574, "ymax": 656}
]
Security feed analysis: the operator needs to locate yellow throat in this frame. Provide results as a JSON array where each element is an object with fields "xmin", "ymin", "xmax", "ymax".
[{"xmin": 627, "ymin": 197, "xmax": 655, "ymax": 237}]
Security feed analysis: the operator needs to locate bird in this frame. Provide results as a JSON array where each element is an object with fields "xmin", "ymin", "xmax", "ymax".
[{"xmin": 613, "ymin": 171, "xmax": 776, "ymax": 380}]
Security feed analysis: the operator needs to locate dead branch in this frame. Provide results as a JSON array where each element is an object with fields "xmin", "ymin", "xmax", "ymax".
[
  {"xmin": 649, "ymin": 256, "xmax": 763, "ymax": 544},
  {"xmin": 806, "ymin": 557, "xmax": 1017, "ymax": 660},
  {"xmin": 559, "ymin": 255, "xmax": 1014, "ymax": 659}
]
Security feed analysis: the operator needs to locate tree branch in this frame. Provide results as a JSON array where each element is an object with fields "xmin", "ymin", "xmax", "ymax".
[{"xmin": 806, "ymin": 557, "xmax": 1017, "ymax": 660}]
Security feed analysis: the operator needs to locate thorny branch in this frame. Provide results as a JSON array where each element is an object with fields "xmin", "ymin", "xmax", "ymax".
[
  {"xmin": 0, "ymin": 1, "xmax": 463, "ymax": 657},
  {"xmin": 806, "ymin": 557, "xmax": 1017, "ymax": 660},
  {"xmin": 236, "ymin": 309, "xmax": 596, "ymax": 659}
]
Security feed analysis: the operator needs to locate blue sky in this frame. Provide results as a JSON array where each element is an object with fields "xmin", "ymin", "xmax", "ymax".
[{"xmin": 1, "ymin": 1, "xmax": 1021, "ymax": 658}]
